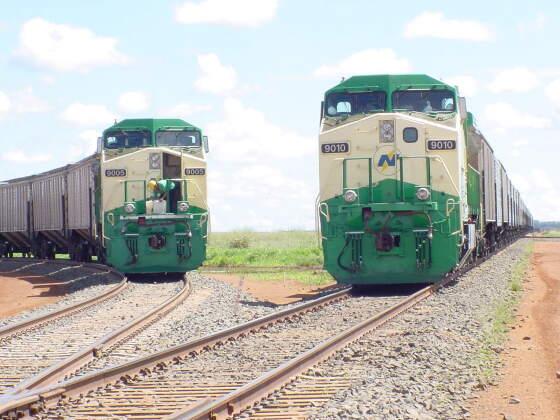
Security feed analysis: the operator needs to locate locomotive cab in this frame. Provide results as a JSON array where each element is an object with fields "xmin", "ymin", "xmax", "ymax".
[
  {"xmin": 100, "ymin": 119, "xmax": 209, "ymax": 273},
  {"xmin": 318, "ymin": 75, "xmax": 531, "ymax": 286},
  {"xmin": 318, "ymin": 75, "xmax": 469, "ymax": 284}
]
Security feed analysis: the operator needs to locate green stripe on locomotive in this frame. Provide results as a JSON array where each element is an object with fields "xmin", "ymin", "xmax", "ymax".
[
  {"xmin": 103, "ymin": 204, "xmax": 208, "ymax": 273},
  {"xmin": 320, "ymin": 179, "xmax": 462, "ymax": 284}
]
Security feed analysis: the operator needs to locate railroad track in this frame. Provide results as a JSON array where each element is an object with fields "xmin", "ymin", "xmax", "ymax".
[
  {"xmin": 0, "ymin": 239, "xmax": 523, "ymax": 419},
  {"xmin": 0, "ymin": 260, "xmax": 125, "ymax": 342},
  {"xmin": 0, "ymin": 260, "xmax": 190, "ymax": 399},
  {"xmin": 175, "ymin": 241, "xmax": 520, "ymax": 420},
  {"xmin": 0, "ymin": 287, "xmax": 418, "ymax": 420},
  {"xmin": 179, "ymin": 284, "xmax": 438, "ymax": 420}
]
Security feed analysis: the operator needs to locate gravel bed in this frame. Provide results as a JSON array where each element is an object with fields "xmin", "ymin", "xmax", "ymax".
[
  {"xmin": 69, "ymin": 271, "xmax": 290, "ymax": 378},
  {"xmin": 39, "ymin": 293, "xmax": 403, "ymax": 419},
  {"xmin": 0, "ymin": 280, "xmax": 180, "ymax": 396},
  {"xmin": 0, "ymin": 261, "xmax": 122, "ymax": 329},
  {"xmin": 305, "ymin": 239, "xmax": 529, "ymax": 420}
]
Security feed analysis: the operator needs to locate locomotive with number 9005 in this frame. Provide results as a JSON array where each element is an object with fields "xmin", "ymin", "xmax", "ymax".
[
  {"xmin": 317, "ymin": 74, "xmax": 533, "ymax": 285},
  {"xmin": 0, "ymin": 118, "xmax": 209, "ymax": 274}
]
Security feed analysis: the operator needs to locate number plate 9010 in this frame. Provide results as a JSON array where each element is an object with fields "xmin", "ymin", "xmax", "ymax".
[
  {"xmin": 427, "ymin": 140, "xmax": 456, "ymax": 150},
  {"xmin": 321, "ymin": 142, "xmax": 349, "ymax": 153}
]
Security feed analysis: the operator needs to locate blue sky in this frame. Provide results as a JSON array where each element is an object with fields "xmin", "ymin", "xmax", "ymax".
[{"xmin": 1, "ymin": 0, "xmax": 559, "ymax": 230}]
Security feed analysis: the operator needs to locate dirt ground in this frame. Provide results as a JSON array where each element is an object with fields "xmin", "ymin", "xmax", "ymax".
[
  {"xmin": 470, "ymin": 241, "xmax": 560, "ymax": 419},
  {"xmin": 0, "ymin": 272, "xmax": 68, "ymax": 318},
  {"xmin": 209, "ymin": 273, "xmax": 337, "ymax": 305}
]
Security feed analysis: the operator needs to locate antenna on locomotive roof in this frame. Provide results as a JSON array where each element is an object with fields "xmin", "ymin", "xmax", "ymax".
[{"xmin": 341, "ymin": 76, "xmax": 345, "ymax": 82}]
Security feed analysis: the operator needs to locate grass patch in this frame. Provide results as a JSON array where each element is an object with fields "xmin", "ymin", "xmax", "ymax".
[
  {"xmin": 240, "ymin": 270, "xmax": 334, "ymax": 286},
  {"xmin": 477, "ymin": 243, "xmax": 533, "ymax": 382},
  {"xmin": 542, "ymin": 230, "xmax": 560, "ymax": 237},
  {"xmin": 205, "ymin": 231, "xmax": 322, "ymax": 268}
]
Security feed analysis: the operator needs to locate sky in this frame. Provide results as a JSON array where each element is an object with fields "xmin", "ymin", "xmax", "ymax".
[{"xmin": 0, "ymin": 0, "xmax": 559, "ymax": 230}]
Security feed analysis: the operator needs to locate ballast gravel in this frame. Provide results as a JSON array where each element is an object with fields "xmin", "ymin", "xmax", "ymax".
[
  {"xmin": 0, "ymin": 261, "xmax": 122, "ymax": 329},
  {"xmin": 69, "ymin": 271, "xmax": 289, "ymax": 378},
  {"xmin": 306, "ymin": 239, "xmax": 529, "ymax": 420}
]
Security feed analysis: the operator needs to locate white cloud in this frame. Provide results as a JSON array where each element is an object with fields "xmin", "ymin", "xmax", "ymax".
[
  {"xmin": 61, "ymin": 103, "xmax": 118, "ymax": 126},
  {"xmin": 40, "ymin": 75, "xmax": 56, "ymax": 85},
  {"xmin": 194, "ymin": 53, "xmax": 237, "ymax": 94},
  {"xmin": 175, "ymin": 0, "xmax": 278, "ymax": 27},
  {"xmin": 484, "ymin": 102, "xmax": 550, "ymax": 130},
  {"xmin": 0, "ymin": 91, "xmax": 10, "ymax": 115},
  {"xmin": 12, "ymin": 86, "xmax": 49, "ymax": 113},
  {"xmin": 404, "ymin": 11, "xmax": 493, "ymax": 41},
  {"xmin": 313, "ymin": 49, "xmax": 411, "ymax": 79},
  {"xmin": 158, "ymin": 103, "xmax": 212, "ymax": 120},
  {"xmin": 444, "ymin": 75, "xmax": 478, "ymax": 97},
  {"xmin": 208, "ymin": 165, "xmax": 315, "ymax": 231},
  {"xmin": 1, "ymin": 150, "xmax": 51, "ymax": 163},
  {"xmin": 207, "ymin": 98, "xmax": 314, "ymax": 162},
  {"xmin": 510, "ymin": 169, "xmax": 560, "ymax": 220},
  {"xmin": 205, "ymin": 98, "xmax": 317, "ymax": 231},
  {"xmin": 118, "ymin": 91, "xmax": 149, "ymax": 113},
  {"xmin": 211, "ymin": 165, "xmax": 310, "ymax": 200},
  {"xmin": 67, "ymin": 129, "xmax": 100, "ymax": 160},
  {"xmin": 488, "ymin": 67, "xmax": 539, "ymax": 93},
  {"xmin": 518, "ymin": 12, "xmax": 547, "ymax": 35},
  {"xmin": 16, "ymin": 18, "xmax": 128, "ymax": 72},
  {"xmin": 545, "ymin": 79, "xmax": 560, "ymax": 110}
]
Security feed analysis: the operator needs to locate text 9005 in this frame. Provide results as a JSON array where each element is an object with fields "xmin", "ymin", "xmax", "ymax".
[
  {"xmin": 185, "ymin": 168, "xmax": 206, "ymax": 176},
  {"xmin": 105, "ymin": 169, "xmax": 127, "ymax": 177}
]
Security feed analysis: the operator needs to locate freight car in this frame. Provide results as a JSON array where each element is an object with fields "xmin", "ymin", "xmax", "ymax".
[
  {"xmin": 0, "ymin": 118, "xmax": 209, "ymax": 274},
  {"xmin": 317, "ymin": 74, "xmax": 532, "ymax": 285}
]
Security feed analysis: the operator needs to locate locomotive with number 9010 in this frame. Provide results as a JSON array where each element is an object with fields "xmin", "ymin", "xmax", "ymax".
[
  {"xmin": 0, "ymin": 118, "xmax": 209, "ymax": 274},
  {"xmin": 317, "ymin": 74, "xmax": 533, "ymax": 285}
]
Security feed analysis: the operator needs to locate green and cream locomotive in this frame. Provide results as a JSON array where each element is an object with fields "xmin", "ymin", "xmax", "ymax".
[
  {"xmin": 317, "ymin": 75, "xmax": 532, "ymax": 285},
  {"xmin": 0, "ymin": 118, "xmax": 209, "ymax": 274}
]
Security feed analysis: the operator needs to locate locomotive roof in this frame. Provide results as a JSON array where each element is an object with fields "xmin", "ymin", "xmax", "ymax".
[
  {"xmin": 325, "ymin": 74, "xmax": 455, "ymax": 95},
  {"xmin": 103, "ymin": 118, "xmax": 201, "ymax": 134}
]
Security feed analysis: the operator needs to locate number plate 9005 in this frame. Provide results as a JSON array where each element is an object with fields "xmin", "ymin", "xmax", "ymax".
[{"xmin": 105, "ymin": 169, "xmax": 127, "ymax": 177}]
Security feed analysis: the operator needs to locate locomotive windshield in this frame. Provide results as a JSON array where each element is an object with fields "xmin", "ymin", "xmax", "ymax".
[
  {"xmin": 104, "ymin": 130, "xmax": 151, "ymax": 149},
  {"xmin": 156, "ymin": 130, "xmax": 201, "ymax": 147},
  {"xmin": 392, "ymin": 89, "xmax": 455, "ymax": 113},
  {"xmin": 325, "ymin": 92, "xmax": 386, "ymax": 117}
]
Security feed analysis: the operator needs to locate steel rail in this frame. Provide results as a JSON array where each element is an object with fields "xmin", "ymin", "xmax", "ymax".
[
  {"xmin": 6, "ymin": 275, "xmax": 192, "ymax": 396},
  {"xmin": 0, "ymin": 260, "xmax": 126, "ymax": 342},
  {"xmin": 166, "ymin": 282, "xmax": 439, "ymax": 420},
  {"xmin": 0, "ymin": 287, "xmax": 351, "ymax": 418},
  {"xmin": 168, "ymin": 236, "xmax": 529, "ymax": 420}
]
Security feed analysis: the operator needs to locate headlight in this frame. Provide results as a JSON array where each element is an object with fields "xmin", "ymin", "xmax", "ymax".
[
  {"xmin": 124, "ymin": 203, "xmax": 136, "ymax": 213},
  {"xmin": 178, "ymin": 201, "xmax": 190, "ymax": 212},
  {"xmin": 416, "ymin": 187, "xmax": 431, "ymax": 201},
  {"xmin": 380, "ymin": 120, "xmax": 395, "ymax": 143},
  {"xmin": 343, "ymin": 190, "xmax": 358, "ymax": 203}
]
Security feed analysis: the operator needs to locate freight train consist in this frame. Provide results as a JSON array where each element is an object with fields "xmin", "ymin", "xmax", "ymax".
[
  {"xmin": 0, "ymin": 119, "xmax": 209, "ymax": 273},
  {"xmin": 318, "ymin": 74, "xmax": 532, "ymax": 285}
]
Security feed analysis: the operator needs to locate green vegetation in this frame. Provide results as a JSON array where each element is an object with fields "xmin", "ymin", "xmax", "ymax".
[
  {"xmin": 239, "ymin": 270, "xmax": 333, "ymax": 286},
  {"xmin": 477, "ymin": 243, "xmax": 533, "ymax": 382},
  {"xmin": 542, "ymin": 230, "xmax": 560, "ymax": 237},
  {"xmin": 203, "ymin": 231, "xmax": 334, "ymax": 286},
  {"xmin": 205, "ymin": 231, "xmax": 322, "ymax": 268}
]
